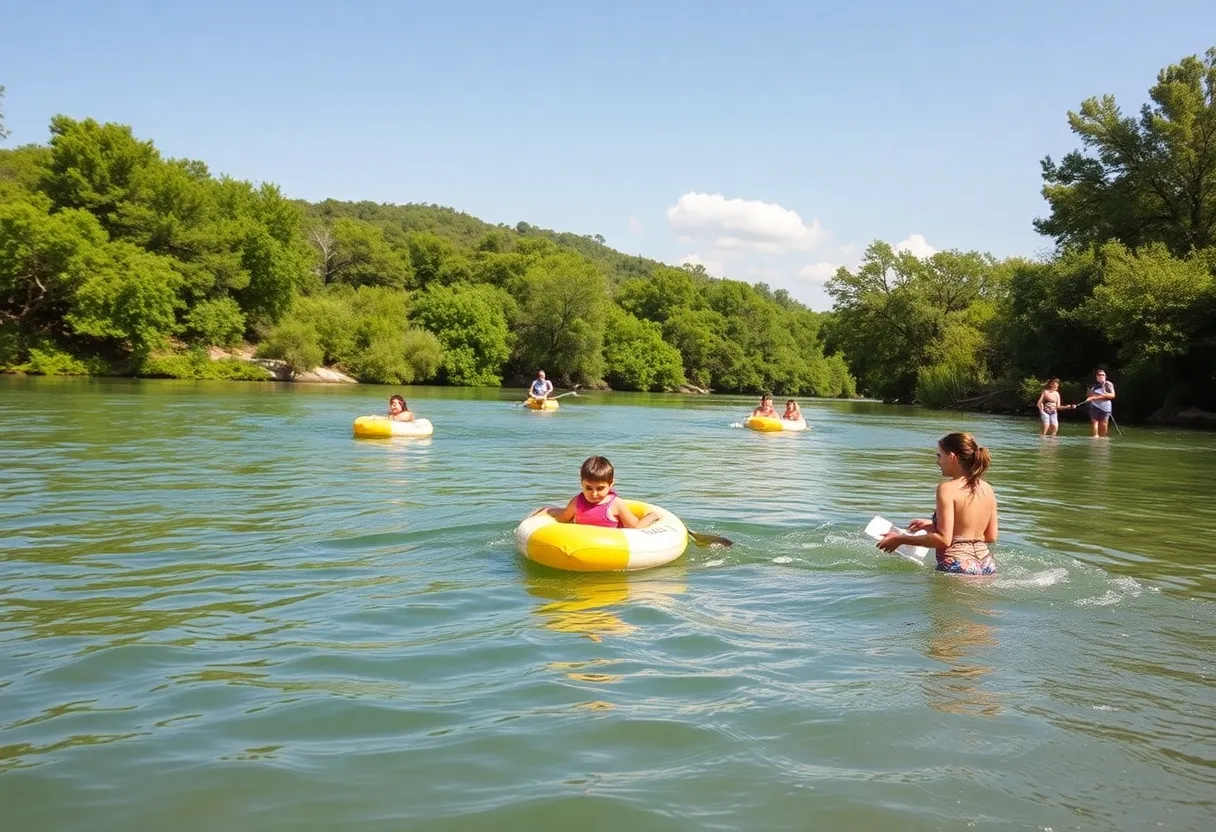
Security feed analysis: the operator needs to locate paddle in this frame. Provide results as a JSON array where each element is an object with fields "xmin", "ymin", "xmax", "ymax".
[
  {"xmin": 516, "ymin": 384, "xmax": 581, "ymax": 406},
  {"xmin": 688, "ymin": 530, "xmax": 733, "ymax": 547}
]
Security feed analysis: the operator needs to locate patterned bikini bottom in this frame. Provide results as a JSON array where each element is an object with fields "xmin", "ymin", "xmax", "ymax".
[{"xmin": 935, "ymin": 540, "xmax": 996, "ymax": 575}]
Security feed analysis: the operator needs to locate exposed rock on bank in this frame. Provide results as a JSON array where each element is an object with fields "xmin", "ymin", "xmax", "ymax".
[
  {"xmin": 210, "ymin": 346, "xmax": 357, "ymax": 384},
  {"xmin": 1148, "ymin": 405, "xmax": 1216, "ymax": 429}
]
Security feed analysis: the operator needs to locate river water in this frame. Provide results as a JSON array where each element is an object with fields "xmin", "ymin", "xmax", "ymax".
[{"xmin": 1, "ymin": 377, "xmax": 1213, "ymax": 831}]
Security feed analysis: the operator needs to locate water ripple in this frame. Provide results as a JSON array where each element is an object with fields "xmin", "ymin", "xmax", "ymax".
[{"xmin": 1, "ymin": 379, "xmax": 1214, "ymax": 831}]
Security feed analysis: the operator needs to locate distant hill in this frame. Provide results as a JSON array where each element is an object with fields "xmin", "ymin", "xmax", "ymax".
[{"xmin": 299, "ymin": 199, "xmax": 663, "ymax": 285}]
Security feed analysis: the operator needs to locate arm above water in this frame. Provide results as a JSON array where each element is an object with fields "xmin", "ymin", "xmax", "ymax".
[
  {"xmin": 880, "ymin": 488, "xmax": 951, "ymax": 552},
  {"xmin": 614, "ymin": 500, "xmax": 658, "ymax": 529},
  {"xmin": 985, "ymin": 496, "xmax": 999, "ymax": 544},
  {"xmin": 532, "ymin": 497, "xmax": 577, "ymax": 523}
]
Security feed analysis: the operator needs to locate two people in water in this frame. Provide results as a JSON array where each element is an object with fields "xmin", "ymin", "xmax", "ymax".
[
  {"xmin": 531, "ymin": 435, "xmax": 1000, "ymax": 577},
  {"xmin": 1035, "ymin": 369, "xmax": 1117, "ymax": 438},
  {"xmin": 751, "ymin": 394, "xmax": 802, "ymax": 420}
]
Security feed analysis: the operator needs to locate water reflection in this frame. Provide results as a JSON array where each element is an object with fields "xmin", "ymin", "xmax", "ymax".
[
  {"xmin": 921, "ymin": 579, "xmax": 1001, "ymax": 718},
  {"xmin": 523, "ymin": 569, "xmax": 686, "ymax": 642}
]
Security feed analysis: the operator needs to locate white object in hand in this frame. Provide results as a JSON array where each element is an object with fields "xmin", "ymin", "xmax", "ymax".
[{"xmin": 864, "ymin": 516, "xmax": 930, "ymax": 565}]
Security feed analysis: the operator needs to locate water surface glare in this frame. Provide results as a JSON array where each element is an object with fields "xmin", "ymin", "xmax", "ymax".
[{"xmin": 1, "ymin": 378, "xmax": 1214, "ymax": 831}]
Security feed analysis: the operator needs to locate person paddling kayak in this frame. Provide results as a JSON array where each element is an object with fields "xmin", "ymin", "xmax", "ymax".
[{"xmin": 527, "ymin": 370, "xmax": 554, "ymax": 405}]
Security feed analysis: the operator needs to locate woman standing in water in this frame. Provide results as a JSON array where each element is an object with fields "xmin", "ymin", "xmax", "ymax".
[
  {"xmin": 878, "ymin": 432, "xmax": 998, "ymax": 575},
  {"xmin": 1084, "ymin": 369, "xmax": 1116, "ymax": 438}
]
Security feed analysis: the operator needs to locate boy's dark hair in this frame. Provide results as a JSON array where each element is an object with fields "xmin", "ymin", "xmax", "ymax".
[
  {"xmin": 390, "ymin": 395, "xmax": 406, "ymax": 408},
  {"xmin": 580, "ymin": 455, "xmax": 614, "ymax": 483}
]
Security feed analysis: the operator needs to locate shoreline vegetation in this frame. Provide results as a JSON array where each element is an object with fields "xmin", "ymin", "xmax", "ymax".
[{"xmin": 3, "ymin": 49, "xmax": 1216, "ymax": 428}]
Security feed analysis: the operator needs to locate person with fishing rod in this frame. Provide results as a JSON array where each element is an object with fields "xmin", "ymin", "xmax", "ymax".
[{"xmin": 1082, "ymin": 368, "xmax": 1117, "ymax": 438}]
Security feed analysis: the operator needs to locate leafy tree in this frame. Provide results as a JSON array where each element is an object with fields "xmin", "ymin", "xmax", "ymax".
[
  {"xmin": 602, "ymin": 306, "xmax": 685, "ymax": 391},
  {"xmin": 0, "ymin": 197, "xmax": 106, "ymax": 334},
  {"xmin": 345, "ymin": 327, "xmax": 442, "ymax": 385},
  {"xmin": 256, "ymin": 319, "xmax": 323, "ymax": 376},
  {"xmin": 183, "ymin": 296, "xmax": 245, "ymax": 348},
  {"xmin": 319, "ymin": 217, "xmax": 412, "ymax": 288},
  {"xmin": 995, "ymin": 252, "xmax": 1110, "ymax": 380},
  {"xmin": 662, "ymin": 308, "xmax": 728, "ymax": 389},
  {"xmin": 285, "ymin": 290, "xmax": 357, "ymax": 362},
  {"xmin": 0, "ymin": 85, "xmax": 9, "ymax": 141},
  {"xmin": 407, "ymin": 231, "xmax": 460, "ymax": 287},
  {"xmin": 1077, "ymin": 241, "xmax": 1213, "ymax": 367},
  {"xmin": 0, "ymin": 145, "xmax": 50, "ymax": 204},
  {"xmin": 41, "ymin": 116, "xmax": 160, "ymax": 233},
  {"xmin": 1036, "ymin": 48, "xmax": 1216, "ymax": 255},
  {"xmin": 235, "ymin": 225, "xmax": 304, "ymax": 328},
  {"xmin": 514, "ymin": 252, "xmax": 607, "ymax": 384},
  {"xmin": 616, "ymin": 266, "xmax": 703, "ymax": 324},
  {"xmin": 411, "ymin": 283, "xmax": 514, "ymax": 386},
  {"xmin": 66, "ymin": 241, "xmax": 182, "ymax": 360},
  {"xmin": 827, "ymin": 242, "xmax": 999, "ymax": 400}
]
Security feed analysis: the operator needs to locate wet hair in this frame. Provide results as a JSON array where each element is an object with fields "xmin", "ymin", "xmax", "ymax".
[
  {"xmin": 1044, "ymin": 377, "xmax": 1059, "ymax": 388},
  {"xmin": 580, "ymin": 455, "xmax": 614, "ymax": 484},
  {"xmin": 785, "ymin": 399, "xmax": 797, "ymax": 406},
  {"xmin": 390, "ymin": 395, "xmax": 406, "ymax": 409},
  {"xmin": 761, "ymin": 394, "xmax": 773, "ymax": 402},
  {"xmin": 939, "ymin": 432, "xmax": 991, "ymax": 492},
  {"xmin": 1094, "ymin": 367, "xmax": 1107, "ymax": 375}
]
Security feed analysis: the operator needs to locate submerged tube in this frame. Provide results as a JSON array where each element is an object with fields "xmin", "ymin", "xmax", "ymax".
[
  {"xmin": 514, "ymin": 500, "xmax": 688, "ymax": 572},
  {"xmin": 352, "ymin": 415, "xmax": 435, "ymax": 438}
]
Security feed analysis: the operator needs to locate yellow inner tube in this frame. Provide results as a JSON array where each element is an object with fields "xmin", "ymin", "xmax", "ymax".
[
  {"xmin": 525, "ymin": 398, "xmax": 560, "ymax": 411},
  {"xmin": 745, "ymin": 415, "xmax": 784, "ymax": 432},
  {"xmin": 514, "ymin": 500, "xmax": 688, "ymax": 572},
  {"xmin": 352, "ymin": 415, "xmax": 434, "ymax": 438}
]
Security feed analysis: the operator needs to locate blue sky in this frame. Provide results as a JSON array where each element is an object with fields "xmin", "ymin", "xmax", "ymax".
[{"xmin": 3, "ymin": 0, "xmax": 1214, "ymax": 309}]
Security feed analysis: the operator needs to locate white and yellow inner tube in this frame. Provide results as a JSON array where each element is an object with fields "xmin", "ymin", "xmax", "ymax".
[
  {"xmin": 745, "ymin": 415, "xmax": 807, "ymax": 432},
  {"xmin": 515, "ymin": 500, "xmax": 688, "ymax": 572},
  {"xmin": 352, "ymin": 415, "xmax": 435, "ymax": 438},
  {"xmin": 525, "ymin": 398, "xmax": 560, "ymax": 411}
]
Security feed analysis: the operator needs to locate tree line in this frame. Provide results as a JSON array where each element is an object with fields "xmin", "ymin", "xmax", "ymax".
[
  {"xmin": 826, "ymin": 47, "xmax": 1216, "ymax": 422},
  {"xmin": 4, "ymin": 47, "xmax": 1215, "ymax": 420},
  {"xmin": 0, "ymin": 111, "xmax": 852, "ymax": 396}
]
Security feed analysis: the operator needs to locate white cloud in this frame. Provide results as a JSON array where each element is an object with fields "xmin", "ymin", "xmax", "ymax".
[
  {"xmin": 627, "ymin": 216, "xmax": 645, "ymax": 235},
  {"xmin": 798, "ymin": 262, "xmax": 838, "ymax": 282},
  {"xmin": 666, "ymin": 192, "xmax": 824, "ymax": 253},
  {"xmin": 894, "ymin": 233, "xmax": 936, "ymax": 259}
]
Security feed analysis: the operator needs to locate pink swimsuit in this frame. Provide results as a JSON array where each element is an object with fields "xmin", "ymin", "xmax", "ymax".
[{"xmin": 573, "ymin": 492, "xmax": 621, "ymax": 527}]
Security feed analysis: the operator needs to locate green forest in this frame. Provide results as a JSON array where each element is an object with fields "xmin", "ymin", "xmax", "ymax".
[{"xmin": 2, "ymin": 48, "xmax": 1215, "ymax": 422}]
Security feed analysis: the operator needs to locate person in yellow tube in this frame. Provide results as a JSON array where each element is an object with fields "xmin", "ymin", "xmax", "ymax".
[{"xmin": 751, "ymin": 394, "xmax": 777, "ymax": 418}]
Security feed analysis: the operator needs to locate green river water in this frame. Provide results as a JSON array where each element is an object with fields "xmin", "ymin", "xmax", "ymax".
[{"xmin": 1, "ymin": 377, "xmax": 1213, "ymax": 831}]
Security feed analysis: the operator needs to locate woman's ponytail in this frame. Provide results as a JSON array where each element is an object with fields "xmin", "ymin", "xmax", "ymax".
[{"xmin": 940, "ymin": 432, "xmax": 990, "ymax": 492}]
